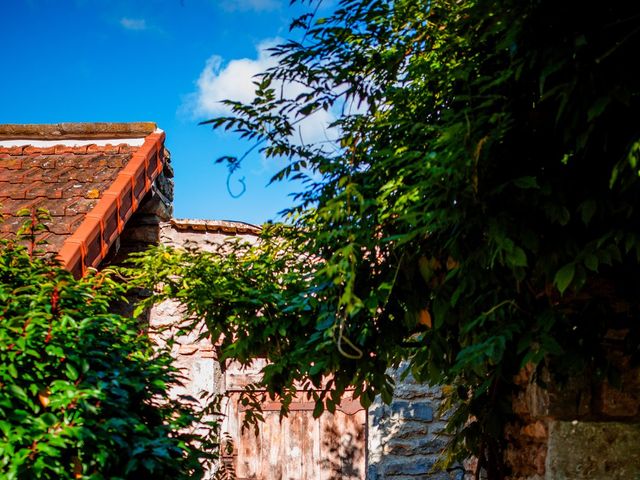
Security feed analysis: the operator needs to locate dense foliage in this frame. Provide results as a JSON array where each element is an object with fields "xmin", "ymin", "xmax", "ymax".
[
  {"xmin": 0, "ymin": 231, "xmax": 216, "ymax": 479},
  {"xmin": 134, "ymin": 0, "xmax": 640, "ymax": 476}
]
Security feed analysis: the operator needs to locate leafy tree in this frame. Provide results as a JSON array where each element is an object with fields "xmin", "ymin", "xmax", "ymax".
[
  {"xmin": 0, "ymin": 226, "xmax": 217, "ymax": 479},
  {"xmin": 134, "ymin": 0, "xmax": 640, "ymax": 476}
]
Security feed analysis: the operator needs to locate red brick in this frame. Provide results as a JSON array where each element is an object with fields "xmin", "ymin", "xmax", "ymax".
[
  {"xmin": 1, "ymin": 183, "xmax": 26, "ymax": 199},
  {"xmin": 64, "ymin": 197, "xmax": 98, "ymax": 216},
  {"xmin": 43, "ymin": 166, "xmax": 75, "ymax": 184},
  {"xmin": 0, "ymin": 126, "xmax": 165, "ymax": 276},
  {"xmin": 0, "ymin": 157, "xmax": 23, "ymax": 170},
  {"xmin": 72, "ymin": 146, "xmax": 88, "ymax": 154},
  {"xmin": 45, "ymin": 198, "xmax": 75, "ymax": 217},
  {"xmin": 60, "ymin": 181, "xmax": 88, "ymax": 199},
  {"xmin": 23, "ymin": 198, "xmax": 47, "ymax": 211},
  {"xmin": 0, "ymin": 168, "xmax": 13, "ymax": 183},
  {"xmin": 598, "ymin": 378, "xmax": 640, "ymax": 417},
  {"xmin": 64, "ymin": 169, "xmax": 97, "ymax": 183},
  {"xmin": 23, "ymin": 145, "xmax": 57, "ymax": 155},
  {"xmin": 55, "ymin": 155, "xmax": 87, "ymax": 168},
  {"xmin": 0, "ymin": 198, "xmax": 29, "ymax": 214},
  {"xmin": 54, "ymin": 145, "xmax": 76, "ymax": 155},
  {"xmin": 38, "ymin": 234, "xmax": 60, "ymax": 254},
  {"xmin": 107, "ymin": 154, "xmax": 131, "ymax": 168},
  {"xmin": 0, "ymin": 146, "xmax": 25, "ymax": 155},
  {"xmin": 22, "ymin": 156, "xmax": 56, "ymax": 169},
  {"xmin": 90, "ymin": 178, "xmax": 116, "ymax": 194},
  {"xmin": 48, "ymin": 220, "xmax": 73, "ymax": 235},
  {"xmin": 46, "ymin": 189, "xmax": 65, "ymax": 200},
  {"xmin": 118, "ymin": 144, "xmax": 136, "ymax": 154},
  {"xmin": 521, "ymin": 421, "xmax": 547, "ymax": 439},
  {"xmin": 19, "ymin": 166, "xmax": 47, "ymax": 183},
  {"xmin": 86, "ymin": 154, "xmax": 111, "ymax": 168},
  {"xmin": 87, "ymin": 144, "xmax": 120, "ymax": 154},
  {"xmin": 25, "ymin": 182, "xmax": 61, "ymax": 199},
  {"xmin": 93, "ymin": 166, "xmax": 119, "ymax": 182},
  {"xmin": 66, "ymin": 214, "xmax": 86, "ymax": 233},
  {"xmin": 0, "ymin": 216, "xmax": 24, "ymax": 232}
]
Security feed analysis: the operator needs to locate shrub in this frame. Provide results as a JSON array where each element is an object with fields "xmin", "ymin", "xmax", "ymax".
[{"xmin": 0, "ymin": 239, "xmax": 216, "ymax": 479}]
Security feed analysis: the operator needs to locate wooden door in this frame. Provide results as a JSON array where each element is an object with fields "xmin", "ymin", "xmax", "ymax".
[{"xmin": 222, "ymin": 362, "xmax": 366, "ymax": 480}]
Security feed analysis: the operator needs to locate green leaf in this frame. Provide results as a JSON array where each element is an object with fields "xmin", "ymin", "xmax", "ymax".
[
  {"xmin": 312, "ymin": 400, "xmax": 324, "ymax": 419},
  {"xmin": 65, "ymin": 363, "xmax": 79, "ymax": 381},
  {"xmin": 578, "ymin": 200, "xmax": 596, "ymax": 226},
  {"xmin": 583, "ymin": 254, "xmax": 598, "ymax": 272},
  {"xmin": 513, "ymin": 176, "xmax": 539, "ymax": 189},
  {"xmin": 554, "ymin": 263, "xmax": 575, "ymax": 295},
  {"xmin": 507, "ymin": 247, "xmax": 528, "ymax": 267},
  {"xmin": 587, "ymin": 96, "xmax": 610, "ymax": 122},
  {"xmin": 9, "ymin": 385, "xmax": 28, "ymax": 403},
  {"xmin": 541, "ymin": 335, "xmax": 564, "ymax": 355}
]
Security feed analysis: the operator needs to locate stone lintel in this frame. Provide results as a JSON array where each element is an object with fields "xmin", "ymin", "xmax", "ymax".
[{"xmin": 0, "ymin": 122, "xmax": 158, "ymax": 140}]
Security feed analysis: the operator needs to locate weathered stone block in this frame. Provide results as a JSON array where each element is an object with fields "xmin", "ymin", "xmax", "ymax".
[
  {"xmin": 520, "ymin": 420, "xmax": 547, "ymax": 439},
  {"xmin": 518, "ymin": 376, "xmax": 592, "ymax": 420},
  {"xmin": 386, "ymin": 435, "xmax": 448, "ymax": 455},
  {"xmin": 546, "ymin": 420, "xmax": 640, "ymax": 479},
  {"xmin": 384, "ymin": 457, "xmax": 436, "ymax": 475},
  {"xmin": 597, "ymin": 370, "xmax": 640, "ymax": 418},
  {"xmin": 120, "ymin": 224, "xmax": 160, "ymax": 244},
  {"xmin": 504, "ymin": 438, "xmax": 547, "ymax": 478},
  {"xmin": 391, "ymin": 400, "xmax": 434, "ymax": 422}
]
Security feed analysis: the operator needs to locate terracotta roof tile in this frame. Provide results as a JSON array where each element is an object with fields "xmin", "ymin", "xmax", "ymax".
[
  {"xmin": 0, "ymin": 122, "xmax": 165, "ymax": 276},
  {"xmin": 1, "ymin": 147, "xmax": 132, "ymax": 239}
]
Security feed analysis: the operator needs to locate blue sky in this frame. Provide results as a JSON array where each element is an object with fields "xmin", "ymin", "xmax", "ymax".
[{"xmin": 0, "ymin": 0, "xmax": 322, "ymax": 224}]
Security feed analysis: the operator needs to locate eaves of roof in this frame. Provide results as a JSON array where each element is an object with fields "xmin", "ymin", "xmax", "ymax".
[{"xmin": 56, "ymin": 130, "xmax": 166, "ymax": 277}]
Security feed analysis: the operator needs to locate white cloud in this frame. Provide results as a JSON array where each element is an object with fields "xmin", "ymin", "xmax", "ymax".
[
  {"xmin": 120, "ymin": 17, "xmax": 147, "ymax": 31},
  {"xmin": 192, "ymin": 41, "xmax": 276, "ymax": 116},
  {"xmin": 218, "ymin": 0, "xmax": 280, "ymax": 12},
  {"xmin": 187, "ymin": 38, "xmax": 338, "ymax": 147}
]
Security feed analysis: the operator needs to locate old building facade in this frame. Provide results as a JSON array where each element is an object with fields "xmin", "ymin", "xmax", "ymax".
[{"xmin": 2, "ymin": 122, "xmax": 639, "ymax": 479}]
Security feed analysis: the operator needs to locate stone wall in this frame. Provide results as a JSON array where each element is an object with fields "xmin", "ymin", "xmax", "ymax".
[
  {"xmin": 149, "ymin": 220, "xmax": 262, "ymax": 479},
  {"xmin": 149, "ymin": 219, "xmax": 261, "ymax": 409},
  {"xmin": 368, "ymin": 365, "xmax": 466, "ymax": 480},
  {"xmin": 149, "ymin": 222, "xmax": 459, "ymax": 480},
  {"xmin": 116, "ymin": 148, "xmax": 174, "ymax": 256},
  {"xmin": 145, "ymin": 216, "xmax": 640, "ymax": 479},
  {"xmin": 507, "ymin": 355, "xmax": 640, "ymax": 480}
]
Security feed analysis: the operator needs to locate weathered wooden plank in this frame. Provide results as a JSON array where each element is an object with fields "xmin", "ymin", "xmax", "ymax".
[
  {"xmin": 224, "ymin": 365, "xmax": 366, "ymax": 480},
  {"xmin": 319, "ymin": 410, "xmax": 366, "ymax": 480}
]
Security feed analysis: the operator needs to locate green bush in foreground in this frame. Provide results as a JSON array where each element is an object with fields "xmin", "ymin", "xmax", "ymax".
[{"xmin": 0, "ymin": 240, "xmax": 216, "ymax": 479}]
